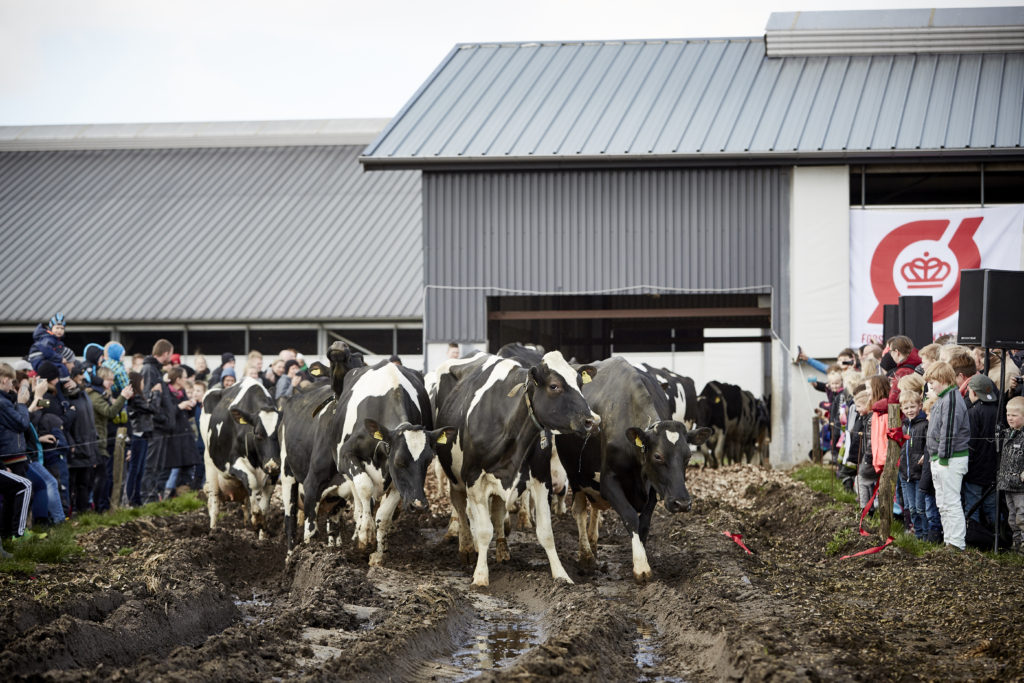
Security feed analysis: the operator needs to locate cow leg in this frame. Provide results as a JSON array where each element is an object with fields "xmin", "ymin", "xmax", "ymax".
[
  {"xmin": 527, "ymin": 476, "xmax": 572, "ymax": 584},
  {"xmin": 572, "ymin": 491, "xmax": 596, "ymax": 569},
  {"xmin": 351, "ymin": 472, "xmax": 377, "ymax": 551},
  {"xmin": 370, "ymin": 486, "xmax": 401, "ymax": 567},
  {"xmin": 464, "ymin": 486, "xmax": 494, "ymax": 586},
  {"xmin": 492, "ymin": 495, "xmax": 510, "ymax": 563},
  {"xmin": 449, "ymin": 486, "xmax": 474, "ymax": 562},
  {"xmin": 550, "ymin": 445, "xmax": 568, "ymax": 515},
  {"xmin": 282, "ymin": 468, "xmax": 299, "ymax": 551},
  {"xmin": 513, "ymin": 488, "xmax": 532, "ymax": 531},
  {"xmin": 587, "ymin": 505, "xmax": 601, "ymax": 549},
  {"xmin": 203, "ymin": 454, "xmax": 222, "ymax": 531},
  {"xmin": 253, "ymin": 469, "xmax": 273, "ymax": 541},
  {"xmin": 302, "ymin": 458, "xmax": 335, "ymax": 544},
  {"xmin": 602, "ymin": 474, "xmax": 651, "ymax": 583}
]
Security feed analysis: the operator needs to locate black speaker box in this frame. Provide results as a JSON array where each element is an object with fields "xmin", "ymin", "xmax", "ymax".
[
  {"xmin": 957, "ymin": 269, "xmax": 986, "ymax": 346},
  {"xmin": 958, "ymin": 269, "xmax": 1024, "ymax": 349},
  {"xmin": 882, "ymin": 304, "xmax": 901, "ymax": 344},
  {"xmin": 899, "ymin": 296, "xmax": 933, "ymax": 350}
]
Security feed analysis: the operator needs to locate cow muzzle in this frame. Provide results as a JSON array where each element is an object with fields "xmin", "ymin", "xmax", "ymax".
[
  {"xmin": 665, "ymin": 497, "xmax": 691, "ymax": 513},
  {"xmin": 406, "ymin": 497, "xmax": 428, "ymax": 512}
]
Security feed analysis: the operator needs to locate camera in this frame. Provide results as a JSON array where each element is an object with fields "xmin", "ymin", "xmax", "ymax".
[{"xmin": 36, "ymin": 398, "xmax": 50, "ymax": 409}]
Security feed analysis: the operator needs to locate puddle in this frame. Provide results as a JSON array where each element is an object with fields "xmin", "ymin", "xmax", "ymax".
[
  {"xmin": 635, "ymin": 618, "xmax": 687, "ymax": 683},
  {"xmin": 233, "ymin": 593, "xmax": 272, "ymax": 625},
  {"xmin": 431, "ymin": 595, "xmax": 542, "ymax": 681}
]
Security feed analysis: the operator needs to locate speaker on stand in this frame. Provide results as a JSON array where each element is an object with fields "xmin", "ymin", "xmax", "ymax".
[
  {"xmin": 898, "ymin": 295, "xmax": 933, "ymax": 350},
  {"xmin": 882, "ymin": 304, "xmax": 900, "ymax": 345}
]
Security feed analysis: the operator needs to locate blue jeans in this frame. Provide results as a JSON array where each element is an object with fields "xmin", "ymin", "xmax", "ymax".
[
  {"xmin": 25, "ymin": 461, "xmax": 65, "ymax": 525},
  {"xmin": 899, "ymin": 474, "xmax": 925, "ymax": 539},
  {"xmin": 43, "ymin": 451, "xmax": 70, "ymax": 518},
  {"xmin": 914, "ymin": 484, "xmax": 930, "ymax": 540},
  {"xmin": 963, "ymin": 481, "xmax": 998, "ymax": 527},
  {"xmin": 126, "ymin": 435, "xmax": 148, "ymax": 506},
  {"xmin": 924, "ymin": 492, "xmax": 942, "ymax": 538}
]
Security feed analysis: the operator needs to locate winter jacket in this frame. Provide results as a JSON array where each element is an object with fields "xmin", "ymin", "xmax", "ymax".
[
  {"xmin": 899, "ymin": 413, "xmax": 928, "ymax": 481},
  {"xmin": 997, "ymin": 427, "xmax": 1024, "ymax": 493},
  {"xmin": 0, "ymin": 390, "xmax": 31, "ymax": 466},
  {"xmin": 86, "ymin": 385, "xmax": 127, "ymax": 455},
  {"xmin": 156, "ymin": 384, "xmax": 200, "ymax": 470},
  {"xmin": 102, "ymin": 358, "xmax": 132, "ymax": 396},
  {"xmin": 66, "ymin": 385, "xmax": 101, "ymax": 468},
  {"xmin": 27, "ymin": 324, "xmax": 70, "ymax": 378},
  {"xmin": 140, "ymin": 356, "xmax": 164, "ymax": 394},
  {"xmin": 853, "ymin": 413, "xmax": 877, "ymax": 479},
  {"xmin": 926, "ymin": 385, "xmax": 970, "ymax": 465},
  {"xmin": 871, "ymin": 405, "xmax": 890, "ymax": 474},
  {"xmin": 965, "ymin": 401, "xmax": 998, "ymax": 486}
]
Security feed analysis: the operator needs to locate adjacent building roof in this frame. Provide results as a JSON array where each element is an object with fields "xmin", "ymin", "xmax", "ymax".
[
  {"xmin": 0, "ymin": 121, "xmax": 422, "ymax": 324},
  {"xmin": 362, "ymin": 11, "xmax": 1024, "ymax": 169}
]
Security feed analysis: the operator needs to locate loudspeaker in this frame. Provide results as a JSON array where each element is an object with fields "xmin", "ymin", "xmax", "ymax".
[
  {"xmin": 899, "ymin": 296, "xmax": 933, "ymax": 350},
  {"xmin": 882, "ymin": 304, "xmax": 900, "ymax": 344},
  {"xmin": 958, "ymin": 269, "xmax": 1024, "ymax": 349},
  {"xmin": 983, "ymin": 270, "xmax": 1024, "ymax": 349},
  {"xmin": 957, "ymin": 269, "xmax": 986, "ymax": 346}
]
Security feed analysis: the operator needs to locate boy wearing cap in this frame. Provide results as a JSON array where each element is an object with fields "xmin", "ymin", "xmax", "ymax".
[
  {"xmin": 997, "ymin": 396, "xmax": 1024, "ymax": 553},
  {"xmin": 964, "ymin": 374, "xmax": 999, "ymax": 528},
  {"xmin": 28, "ymin": 314, "xmax": 70, "ymax": 380}
]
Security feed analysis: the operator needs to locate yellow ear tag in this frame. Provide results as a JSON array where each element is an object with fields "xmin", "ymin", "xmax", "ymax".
[
  {"xmin": 311, "ymin": 368, "xmax": 321, "ymax": 375},
  {"xmin": 437, "ymin": 432, "xmax": 448, "ymax": 445},
  {"xmin": 373, "ymin": 430, "xmax": 384, "ymax": 441},
  {"xmin": 581, "ymin": 373, "xmax": 592, "ymax": 384},
  {"xmin": 714, "ymin": 396, "xmax": 721, "ymax": 404},
  {"xmin": 237, "ymin": 416, "xmax": 248, "ymax": 424},
  {"xmin": 634, "ymin": 436, "xmax": 644, "ymax": 448}
]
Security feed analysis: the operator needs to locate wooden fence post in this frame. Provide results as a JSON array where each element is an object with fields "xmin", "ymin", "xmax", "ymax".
[
  {"xmin": 811, "ymin": 418, "xmax": 822, "ymax": 465},
  {"xmin": 878, "ymin": 404, "xmax": 903, "ymax": 539}
]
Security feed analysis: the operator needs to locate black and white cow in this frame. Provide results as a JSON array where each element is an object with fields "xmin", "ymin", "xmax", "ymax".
[
  {"xmin": 555, "ymin": 357, "xmax": 711, "ymax": 582},
  {"xmin": 201, "ymin": 377, "xmax": 282, "ymax": 539},
  {"xmin": 432, "ymin": 351, "xmax": 599, "ymax": 587},
  {"xmin": 696, "ymin": 381, "xmax": 760, "ymax": 467},
  {"xmin": 302, "ymin": 360, "xmax": 450, "ymax": 565},
  {"xmin": 637, "ymin": 364, "xmax": 699, "ymax": 428}
]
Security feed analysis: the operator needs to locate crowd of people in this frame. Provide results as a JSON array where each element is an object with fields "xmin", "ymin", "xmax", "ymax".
[
  {"xmin": 1, "ymin": 313, "xmax": 310, "ymax": 557},
  {"xmin": 800, "ymin": 336, "xmax": 1024, "ymax": 553}
]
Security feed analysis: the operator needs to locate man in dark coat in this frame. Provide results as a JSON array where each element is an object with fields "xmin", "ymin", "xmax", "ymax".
[{"xmin": 139, "ymin": 339, "xmax": 174, "ymax": 504}]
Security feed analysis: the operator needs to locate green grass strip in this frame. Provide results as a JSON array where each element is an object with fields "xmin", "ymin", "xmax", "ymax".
[{"xmin": 1, "ymin": 492, "xmax": 203, "ymax": 574}]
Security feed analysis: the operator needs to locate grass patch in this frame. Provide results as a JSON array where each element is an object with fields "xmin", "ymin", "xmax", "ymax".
[
  {"xmin": 1, "ymin": 492, "xmax": 203, "ymax": 574},
  {"xmin": 117, "ymin": 547, "xmax": 134, "ymax": 556},
  {"xmin": 791, "ymin": 464, "xmax": 857, "ymax": 505},
  {"xmin": 826, "ymin": 528, "xmax": 857, "ymax": 556}
]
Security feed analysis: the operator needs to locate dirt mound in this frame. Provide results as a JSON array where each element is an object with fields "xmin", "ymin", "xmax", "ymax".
[{"xmin": 2, "ymin": 466, "xmax": 1022, "ymax": 681}]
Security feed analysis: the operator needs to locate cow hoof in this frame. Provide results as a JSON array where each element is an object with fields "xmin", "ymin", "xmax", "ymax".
[
  {"xmin": 578, "ymin": 552, "xmax": 597, "ymax": 570},
  {"xmin": 555, "ymin": 573, "xmax": 574, "ymax": 585},
  {"xmin": 495, "ymin": 539, "xmax": 511, "ymax": 563},
  {"xmin": 368, "ymin": 551, "xmax": 384, "ymax": 567},
  {"xmin": 633, "ymin": 569, "xmax": 652, "ymax": 584},
  {"xmin": 472, "ymin": 574, "xmax": 489, "ymax": 587},
  {"xmin": 257, "ymin": 529, "xmax": 266, "ymax": 542}
]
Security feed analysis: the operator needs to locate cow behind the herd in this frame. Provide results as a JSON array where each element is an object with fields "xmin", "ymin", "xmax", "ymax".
[{"xmin": 200, "ymin": 343, "xmax": 766, "ymax": 585}]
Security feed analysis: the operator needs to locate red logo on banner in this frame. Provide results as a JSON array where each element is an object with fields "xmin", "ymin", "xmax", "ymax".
[{"xmin": 868, "ymin": 217, "xmax": 982, "ymax": 324}]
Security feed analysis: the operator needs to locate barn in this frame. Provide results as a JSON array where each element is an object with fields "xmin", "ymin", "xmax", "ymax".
[
  {"xmin": 0, "ymin": 119, "xmax": 426, "ymax": 368},
  {"xmin": 360, "ymin": 7, "xmax": 1024, "ymax": 465}
]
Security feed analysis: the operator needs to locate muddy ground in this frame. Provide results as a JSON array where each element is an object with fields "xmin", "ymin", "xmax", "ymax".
[{"xmin": 2, "ymin": 464, "xmax": 1023, "ymax": 682}]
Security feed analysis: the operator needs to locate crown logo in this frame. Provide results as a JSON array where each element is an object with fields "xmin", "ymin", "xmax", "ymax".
[{"xmin": 900, "ymin": 252, "xmax": 951, "ymax": 289}]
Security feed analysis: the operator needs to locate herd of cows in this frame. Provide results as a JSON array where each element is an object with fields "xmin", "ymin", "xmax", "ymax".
[{"xmin": 199, "ymin": 342, "xmax": 770, "ymax": 586}]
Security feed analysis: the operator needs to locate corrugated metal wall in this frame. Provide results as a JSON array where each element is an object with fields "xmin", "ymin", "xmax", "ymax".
[{"xmin": 423, "ymin": 167, "xmax": 789, "ymax": 343}]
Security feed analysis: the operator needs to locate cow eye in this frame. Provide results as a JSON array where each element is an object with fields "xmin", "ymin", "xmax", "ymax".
[{"xmin": 548, "ymin": 382, "xmax": 561, "ymax": 392}]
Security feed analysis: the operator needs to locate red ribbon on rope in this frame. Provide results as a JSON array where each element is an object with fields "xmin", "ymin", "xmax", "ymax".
[
  {"xmin": 886, "ymin": 427, "xmax": 908, "ymax": 446},
  {"xmin": 840, "ymin": 536, "xmax": 894, "ymax": 560},
  {"xmin": 722, "ymin": 531, "xmax": 753, "ymax": 555}
]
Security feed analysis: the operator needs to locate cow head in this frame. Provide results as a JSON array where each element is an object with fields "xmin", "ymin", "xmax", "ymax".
[
  {"xmin": 229, "ymin": 403, "xmax": 281, "ymax": 477},
  {"xmin": 327, "ymin": 341, "xmax": 365, "ymax": 395},
  {"xmin": 625, "ymin": 422, "xmax": 711, "ymax": 513},
  {"xmin": 527, "ymin": 351, "xmax": 600, "ymax": 437},
  {"xmin": 365, "ymin": 418, "xmax": 456, "ymax": 511}
]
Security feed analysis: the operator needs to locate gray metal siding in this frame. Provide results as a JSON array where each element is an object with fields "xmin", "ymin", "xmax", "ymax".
[
  {"xmin": 0, "ymin": 145, "xmax": 422, "ymax": 324},
  {"xmin": 423, "ymin": 168, "xmax": 788, "ymax": 343},
  {"xmin": 363, "ymin": 39, "xmax": 1024, "ymax": 167}
]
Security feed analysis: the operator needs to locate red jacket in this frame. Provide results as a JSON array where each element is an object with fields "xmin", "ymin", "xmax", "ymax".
[{"xmin": 887, "ymin": 348, "xmax": 922, "ymax": 406}]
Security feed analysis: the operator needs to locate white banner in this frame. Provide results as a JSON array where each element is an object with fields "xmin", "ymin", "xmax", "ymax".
[{"xmin": 850, "ymin": 205, "xmax": 1024, "ymax": 346}]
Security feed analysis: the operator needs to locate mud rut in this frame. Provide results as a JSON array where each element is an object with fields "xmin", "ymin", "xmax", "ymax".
[{"xmin": 2, "ymin": 466, "xmax": 1023, "ymax": 681}]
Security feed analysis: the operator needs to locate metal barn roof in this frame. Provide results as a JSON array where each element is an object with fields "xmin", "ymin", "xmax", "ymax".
[
  {"xmin": 361, "ymin": 36, "xmax": 1024, "ymax": 169},
  {"xmin": 0, "ymin": 141, "xmax": 422, "ymax": 325}
]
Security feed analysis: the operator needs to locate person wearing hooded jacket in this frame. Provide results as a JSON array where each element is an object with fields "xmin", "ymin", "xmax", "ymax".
[
  {"xmin": 27, "ymin": 313, "xmax": 70, "ymax": 380},
  {"xmin": 139, "ymin": 339, "xmax": 174, "ymax": 504},
  {"xmin": 86, "ymin": 366, "xmax": 133, "ymax": 511},
  {"xmin": 964, "ymin": 374, "xmax": 1000, "ymax": 529},
  {"xmin": 65, "ymin": 363, "xmax": 101, "ymax": 514}
]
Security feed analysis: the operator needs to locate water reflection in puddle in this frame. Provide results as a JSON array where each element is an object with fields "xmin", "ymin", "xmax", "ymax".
[
  {"xmin": 635, "ymin": 618, "xmax": 687, "ymax": 683},
  {"xmin": 435, "ymin": 596, "xmax": 541, "ymax": 681}
]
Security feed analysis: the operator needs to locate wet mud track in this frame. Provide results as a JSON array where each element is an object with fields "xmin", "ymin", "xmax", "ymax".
[{"xmin": 2, "ymin": 465, "xmax": 1023, "ymax": 681}]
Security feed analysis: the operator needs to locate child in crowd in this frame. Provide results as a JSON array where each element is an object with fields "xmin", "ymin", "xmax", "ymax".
[
  {"xmin": 852, "ymin": 389, "xmax": 876, "ymax": 509},
  {"xmin": 868, "ymin": 375, "xmax": 891, "ymax": 476},
  {"xmin": 899, "ymin": 386, "xmax": 929, "ymax": 539},
  {"xmin": 918, "ymin": 343, "xmax": 941, "ymax": 375},
  {"xmin": 964, "ymin": 374, "xmax": 999, "ymax": 528},
  {"xmin": 919, "ymin": 394, "xmax": 943, "ymax": 543},
  {"xmin": 924, "ymin": 361, "xmax": 970, "ymax": 550},
  {"xmin": 997, "ymin": 396, "xmax": 1024, "ymax": 553}
]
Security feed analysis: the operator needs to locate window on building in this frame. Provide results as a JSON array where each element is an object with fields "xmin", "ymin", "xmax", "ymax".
[
  {"xmin": 850, "ymin": 165, "xmax": 1022, "ymax": 206},
  {"xmin": 249, "ymin": 329, "xmax": 318, "ymax": 358},
  {"xmin": 119, "ymin": 331, "xmax": 184, "ymax": 357}
]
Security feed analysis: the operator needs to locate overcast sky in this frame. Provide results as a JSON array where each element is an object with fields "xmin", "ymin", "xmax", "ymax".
[{"xmin": 0, "ymin": 0, "xmax": 1019, "ymax": 126}]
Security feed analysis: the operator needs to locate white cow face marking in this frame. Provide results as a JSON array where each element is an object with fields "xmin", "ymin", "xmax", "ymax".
[
  {"xmin": 665, "ymin": 431, "xmax": 680, "ymax": 444},
  {"xmin": 541, "ymin": 351, "xmax": 586, "ymax": 399},
  {"xmin": 403, "ymin": 429, "xmax": 428, "ymax": 462}
]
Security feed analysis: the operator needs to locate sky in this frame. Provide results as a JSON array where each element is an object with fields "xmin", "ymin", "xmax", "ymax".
[{"xmin": 0, "ymin": 0, "xmax": 1020, "ymax": 126}]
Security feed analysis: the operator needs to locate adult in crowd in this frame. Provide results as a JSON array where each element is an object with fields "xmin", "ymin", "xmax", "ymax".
[
  {"xmin": 275, "ymin": 359, "xmax": 303, "ymax": 400},
  {"xmin": 65, "ymin": 363, "xmax": 101, "ymax": 514},
  {"xmin": 32, "ymin": 360, "xmax": 73, "ymax": 517},
  {"xmin": 139, "ymin": 339, "xmax": 174, "ymax": 504},
  {"xmin": 208, "ymin": 352, "xmax": 234, "ymax": 387},
  {"xmin": 86, "ymin": 367, "xmax": 133, "ymax": 511},
  {"xmin": 125, "ymin": 371, "xmax": 154, "ymax": 507},
  {"xmin": 159, "ymin": 367, "xmax": 200, "ymax": 499},
  {"xmin": 192, "ymin": 353, "xmax": 210, "ymax": 382}
]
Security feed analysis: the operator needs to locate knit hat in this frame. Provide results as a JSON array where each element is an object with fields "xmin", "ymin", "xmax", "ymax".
[
  {"xmin": 48, "ymin": 312, "xmax": 66, "ymax": 329},
  {"xmin": 171, "ymin": 353, "xmax": 181, "ymax": 365},
  {"xmin": 84, "ymin": 344, "xmax": 104, "ymax": 366},
  {"xmin": 968, "ymin": 374, "xmax": 998, "ymax": 403},
  {"xmin": 106, "ymin": 342, "xmax": 125, "ymax": 362},
  {"xmin": 221, "ymin": 352, "xmax": 235, "ymax": 365},
  {"xmin": 222, "ymin": 367, "xmax": 236, "ymax": 379},
  {"xmin": 61, "ymin": 346, "xmax": 75, "ymax": 363},
  {"xmin": 70, "ymin": 361, "xmax": 87, "ymax": 379},
  {"xmin": 37, "ymin": 360, "xmax": 61, "ymax": 381}
]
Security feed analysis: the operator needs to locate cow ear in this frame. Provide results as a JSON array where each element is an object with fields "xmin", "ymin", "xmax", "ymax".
[
  {"xmin": 578, "ymin": 365, "xmax": 597, "ymax": 385},
  {"xmin": 364, "ymin": 418, "xmax": 387, "ymax": 442},
  {"xmin": 687, "ymin": 427, "xmax": 713, "ymax": 446},
  {"xmin": 431, "ymin": 427, "xmax": 457, "ymax": 446},
  {"xmin": 530, "ymin": 364, "xmax": 545, "ymax": 386},
  {"xmin": 625, "ymin": 427, "xmax": 647, "ymax": 452},
  {"xmin": 230, "ymin": 408, "xmax": 251, "ymax": 425}
]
